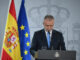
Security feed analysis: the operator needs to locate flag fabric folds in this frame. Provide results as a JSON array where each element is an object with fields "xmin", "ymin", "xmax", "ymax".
[
  {"xmin": 18, "ymin": 0, "xmax": 31, "ymax": 60},
  {"xmin": 1, "ymin": 0, "xmax": 22, "ymax": 60}
]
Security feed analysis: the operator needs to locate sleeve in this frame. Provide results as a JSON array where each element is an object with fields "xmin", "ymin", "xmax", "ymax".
[
  {"xmin": 60, "ymin": 33, "xmax": 66, "ymax": 50},
  {"xmin": 30, "ymin": 32, "xmax": 38, "ymax": 57}
]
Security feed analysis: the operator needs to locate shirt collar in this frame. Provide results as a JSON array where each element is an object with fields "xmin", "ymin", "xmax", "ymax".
[{"xmin": 45, "ymin": 29, "xmax": 52, "ymax": 37}]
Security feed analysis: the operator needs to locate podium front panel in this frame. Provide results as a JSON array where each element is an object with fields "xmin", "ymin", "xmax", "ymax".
[{"xmin": 37, "ymin": 50, "xmax": 76, "ymax": 60}]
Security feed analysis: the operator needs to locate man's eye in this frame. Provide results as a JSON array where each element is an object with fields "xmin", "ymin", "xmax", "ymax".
[
  {"xmin": 46, "ymin": 25, "xmax": 49, "ymax": 26},
  {"xmin": 46, "ymin": 25, "xmax": 53, "ymax": 26}
]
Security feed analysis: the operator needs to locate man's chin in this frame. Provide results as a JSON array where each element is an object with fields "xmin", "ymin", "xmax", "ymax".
[{"xmin": 46, "ymin": 30, "xmax": 52, "ymax": 31}]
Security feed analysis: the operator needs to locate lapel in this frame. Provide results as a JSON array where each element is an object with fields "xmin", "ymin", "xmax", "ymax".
[
  {"xmin": 51, "ymin": 30, "xmax": 56, "ymax": 49},
  {"xmin": 42, "ymin": 29, "xmax": 48, "ymax": 48},
  {"xmin": 50, "ymin": 30, "xmax": 54, "ymax": 49}
]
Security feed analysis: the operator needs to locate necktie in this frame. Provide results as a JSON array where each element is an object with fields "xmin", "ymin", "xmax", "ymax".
[{"xmin": 47, "ymin": 31, "xmax": 50, "ymax": 48}]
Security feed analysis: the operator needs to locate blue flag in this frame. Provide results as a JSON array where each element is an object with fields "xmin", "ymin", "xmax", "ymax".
[{"xmin": 18, "ymin": 0, "xmax": 31, "ymax": 60}]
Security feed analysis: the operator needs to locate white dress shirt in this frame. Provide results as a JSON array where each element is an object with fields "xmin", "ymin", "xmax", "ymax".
[{"xmin": 45, "ymin": 30, "xmax": 52, "ymax": 42}]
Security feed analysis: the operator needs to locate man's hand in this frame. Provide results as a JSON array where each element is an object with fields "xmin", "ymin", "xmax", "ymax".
[{"xmin": 34, "ymin": 51, "xmax": 38, "ymax": 58}]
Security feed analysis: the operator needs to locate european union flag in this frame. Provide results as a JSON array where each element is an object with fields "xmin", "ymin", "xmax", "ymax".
[{"xmin": 18, "ymin": 0, "xmax": 31, "ymax": 60}]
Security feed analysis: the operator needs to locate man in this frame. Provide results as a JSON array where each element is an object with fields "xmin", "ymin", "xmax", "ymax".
[{"xmin": 30, "ymin": 15, "xmax": 66, "ymax": 58}]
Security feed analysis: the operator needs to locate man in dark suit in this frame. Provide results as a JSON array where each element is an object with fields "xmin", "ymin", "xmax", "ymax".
[{"xmin": 30, "ymin": 15, "xmax": 66, "ymax": 58}]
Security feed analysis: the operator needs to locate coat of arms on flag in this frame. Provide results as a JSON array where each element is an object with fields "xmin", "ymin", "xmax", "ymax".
[{"xmin": 4, "ymin": 27, "xmax": 18, "ymax": 50}]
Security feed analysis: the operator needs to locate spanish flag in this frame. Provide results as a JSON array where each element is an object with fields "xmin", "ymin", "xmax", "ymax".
[{"xmin": 1, "ymin": 0, "xmax": 22, "ymax": 60}]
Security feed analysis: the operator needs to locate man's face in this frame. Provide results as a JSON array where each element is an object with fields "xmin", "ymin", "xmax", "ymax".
[{"xmin": 43, "ymin": 18, "xmax": 54, "ymax": 31}]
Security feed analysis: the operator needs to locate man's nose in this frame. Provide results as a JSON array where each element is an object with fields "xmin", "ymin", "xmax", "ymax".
[{"xmin": 48, "ymin": 26, "xmax": 51, "ymax": 29}]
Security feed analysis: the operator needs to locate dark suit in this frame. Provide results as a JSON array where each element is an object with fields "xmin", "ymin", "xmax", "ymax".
[{"xmin": 30, "ymin": 29, "xmax": 66, "ymax": 57}]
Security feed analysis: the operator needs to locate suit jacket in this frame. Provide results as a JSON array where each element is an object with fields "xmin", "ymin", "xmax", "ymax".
[{"xmin": 30, "ymin": 29, "xmax": 66, "ymax": 57}]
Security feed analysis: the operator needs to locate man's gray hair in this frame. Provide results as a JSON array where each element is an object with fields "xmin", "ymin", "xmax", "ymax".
[{"xmin": 44, "ymin": 15, "xmax": 54, "ymax": 20}]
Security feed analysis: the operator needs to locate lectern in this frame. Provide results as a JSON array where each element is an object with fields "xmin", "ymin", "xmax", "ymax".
[{"xmin": 36, "ymin": 50, "xmax": 76, "ymax": 60}]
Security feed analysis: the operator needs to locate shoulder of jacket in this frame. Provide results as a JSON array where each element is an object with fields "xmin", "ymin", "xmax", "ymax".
[
  {"xmin": 53, "ymin": 29, "xmax": 62, "ymax": 35},
  {"xmin": 34, "ymin": 29, "xmax": 44, "ymax": 34}
]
